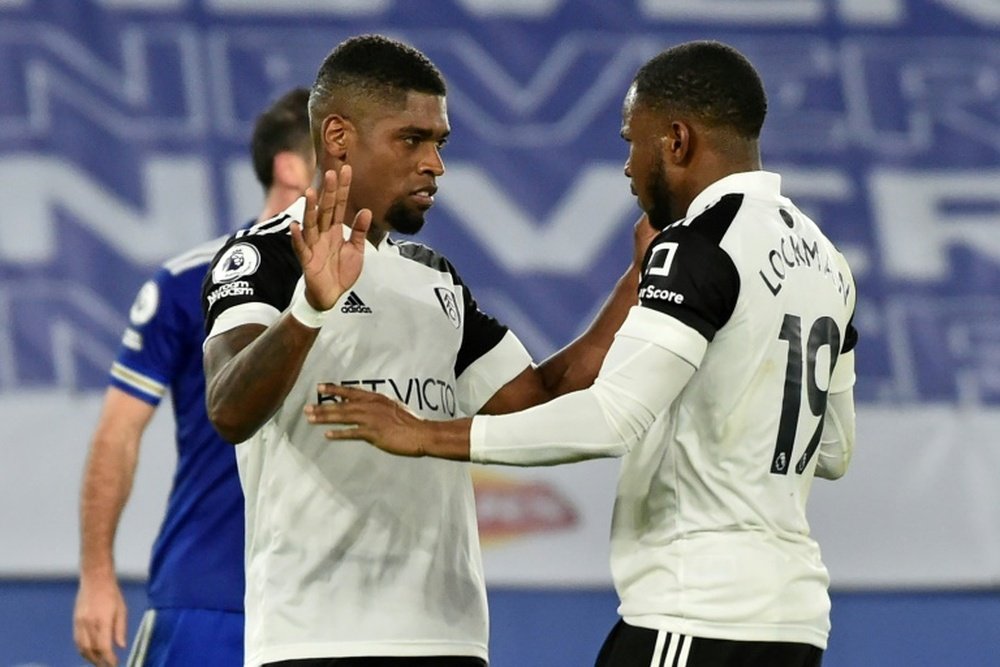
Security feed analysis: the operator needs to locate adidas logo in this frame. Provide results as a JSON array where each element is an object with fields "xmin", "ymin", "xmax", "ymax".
[{"xmin": 341, "ymin": 291, "xmax": 372, "ymax": 314}]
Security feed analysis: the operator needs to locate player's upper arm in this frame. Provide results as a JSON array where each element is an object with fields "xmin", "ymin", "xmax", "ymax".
[
  {"xmin": 203, "ymin": 323, "xmax": 269, "ymax": 389},
  {"xmin": 443, "ymin": 254, "xmax": 534, "ymax": 414},
  {"xmin": 92, "ymin": 386, "xmax": 158, "ymax": 449},
  {"xmin": 457, "ymin": 331, "xmax": 534, "ymax": 415}
]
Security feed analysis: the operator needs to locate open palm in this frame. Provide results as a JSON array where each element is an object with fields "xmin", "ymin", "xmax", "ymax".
[{"xmin": 290, "ymin": 165, "xmax": 373, "ymax": 311}]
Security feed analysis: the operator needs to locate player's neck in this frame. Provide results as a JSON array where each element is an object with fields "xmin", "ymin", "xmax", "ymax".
[{"xmin": 257, "ymin": 184, "xmax": 304, "ymax": 223}]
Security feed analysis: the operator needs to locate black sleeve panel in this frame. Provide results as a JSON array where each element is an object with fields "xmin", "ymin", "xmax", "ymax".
[
  {"xmin": 638, "ymin": 195, "xmax": 745, "ymax": 342},
  {"xmin": 638, "ymin": 226, "xmax": 741, "ymax": 341},
  {"xmin": 201, "ymin": 232, "xmax": 301, "ymax": 334}
]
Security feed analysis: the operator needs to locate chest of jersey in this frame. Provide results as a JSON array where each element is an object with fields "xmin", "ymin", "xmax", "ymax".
[{"xmin": 305, "ymin": 247, "xmax": 466, "ymax": 419}]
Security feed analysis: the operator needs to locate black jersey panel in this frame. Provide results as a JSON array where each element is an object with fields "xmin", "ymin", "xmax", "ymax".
[
  {"xmin": 842, "ymin": 316, "xmax": 859, "ymax": 354},
  {"xmin": 393, "ymin": 239, "xmax": 452, "ymax": 273},
  {"xmin": 201, "ymin": 230, "xmax": 301, "ymax": 334},
  {"xmin": 692, "ymin": 193, "xmax": 744, "ymax": 245},
  {"xmin": 454, "ymin": 290, "xmax": 510, "ymax": 378},
  {"xmin": 638, "ymin": 230, "xmax": 741, "ymax": 342}
]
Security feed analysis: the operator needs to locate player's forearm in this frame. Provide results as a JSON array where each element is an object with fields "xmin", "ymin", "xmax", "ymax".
[
  {"xmin": 79, "ymin": 437, "xmax": 138, "ymax": 578},
  {"xmin": 474, "ymin": 328, "xmax": 696, "ymax": 466},
  {"xmin": 205, "ymin": 315, "xmax": 319, "ymax": 443},
  {"xmin": 535, "ymin": 262, "xmax": 640, "ymax": 396},
  {"xmin": 415, "ymin": 418, "xmax": 475, "ymax": 460}
]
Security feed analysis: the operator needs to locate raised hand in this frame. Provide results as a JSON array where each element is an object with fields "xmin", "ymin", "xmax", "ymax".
[{"xmin": 290, "ymin": 166, "xmax": 373, "ymax": 311}]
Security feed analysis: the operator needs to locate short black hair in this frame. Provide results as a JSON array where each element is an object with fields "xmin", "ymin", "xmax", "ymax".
[
  {"xmin": 250, "ymin": 87, "xmax": 311, "ymax": 189},
  {"xmin": 633, "ymin": 41, "xmax": 767, "ymax": 139},
  {"xmin": 310, "ymin": 34, "xmax": 446, "ymax": 125}
]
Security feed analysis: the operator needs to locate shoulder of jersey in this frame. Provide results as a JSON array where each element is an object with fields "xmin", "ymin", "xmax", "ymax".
[
  {"xmin": 220, "ymin": 213, "xmax": 297, "ymax": 255},
  {"xmin": 661, "ymin": 193, "xmax": 745, "ymax": 246},
  {"xmin": 394, "ymin": 238, "xmax": 454, "ymax": 274},
  {"xmin": 209, "ymin": 214, "xmax": 299, "ymax": 286},
  {"xmin": 233, "ymin": 211, "xmax": 295, "ymax": 240},
  {"xmin": 163, "ymin": 234, "xmax": 231, "ymax": 277}
]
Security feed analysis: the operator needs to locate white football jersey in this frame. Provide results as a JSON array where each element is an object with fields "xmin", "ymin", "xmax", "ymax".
[
  {"xmin": 612, "ymin": 171, "xmax": 857, "ymax": 648},
  {"xmin": 202, "ymin": 200, "xmax": 532, "ymax": 665}
]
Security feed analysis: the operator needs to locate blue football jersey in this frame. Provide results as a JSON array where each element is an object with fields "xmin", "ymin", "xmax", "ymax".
[{"xmin": 110, "ymin": 234, "xmax": 244, "ymax": 612}]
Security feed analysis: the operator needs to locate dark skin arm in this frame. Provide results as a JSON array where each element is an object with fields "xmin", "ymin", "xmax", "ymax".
[
  {"xmin": 478, "ymin": 215, "xmax": 656, "ymax": 415},
  {"xmin": 204, "ymin": 167, "xmax": 372, "ymax": 443},
  {"xmin": 204, "ymin": 320, "xmax": 317, "ymax": 443}
]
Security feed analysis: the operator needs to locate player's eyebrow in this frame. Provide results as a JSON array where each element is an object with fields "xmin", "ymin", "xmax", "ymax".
[{"xmin": 397, "ymin": 126, "xmax": 450, "ymax": 141}]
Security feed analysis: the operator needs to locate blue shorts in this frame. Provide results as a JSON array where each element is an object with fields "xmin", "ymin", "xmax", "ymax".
[{"xmin": 127, "ymin": 608, "xmax": 243, "ymax": 667}]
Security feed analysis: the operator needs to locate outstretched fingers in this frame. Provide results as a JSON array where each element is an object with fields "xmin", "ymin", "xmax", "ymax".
[
  {"xmin": 316, "ymin": 169, "xmax": 340, "ymax": 235},
  {"xmin": 349, "ymin": 208, "xmax": 373, "ymax": 250},
  {"xmin": 305, "ymin": 384, "xmax": 392, "ymax": 438},
  {"xmin": 291, "ymin": 186, "xmax": 318, "ymax": 257},
  {"xmin": 329, "ymin": 164, "xmax": 352, "ymax": 231}
]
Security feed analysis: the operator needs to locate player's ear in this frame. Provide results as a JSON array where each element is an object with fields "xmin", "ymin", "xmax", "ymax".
[
  {"xmin": 663, "ymin": 120, "xmax": 691, "ymax": 165},
  {"xmin": 321, "ymin": 114, "xmax": 350, "ymax": 161}
]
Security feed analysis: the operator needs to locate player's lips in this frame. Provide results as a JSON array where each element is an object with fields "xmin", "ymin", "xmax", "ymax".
[{"xmin": 410, "ymin": 186, "xmax": 437, "ymax": 208}]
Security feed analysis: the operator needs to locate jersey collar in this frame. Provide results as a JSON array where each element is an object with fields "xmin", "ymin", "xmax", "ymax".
[
  {"xmin": 284, "ymin": 196, "xmax": 394, "ymax": 254},
  {"xmin": 685, "ymin": 171, "xmax": 782, "ymax": 220}
]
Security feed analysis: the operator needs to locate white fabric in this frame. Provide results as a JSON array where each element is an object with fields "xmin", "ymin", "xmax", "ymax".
[
  {"xmin": 830, "ymin": 349, "xmax": 856, "ymax": 395},
  {"xmin": 204, "ymin": 301, "xmax": 281, "ymax": 342},
  {"xmin": 815, "ymin": 389, "xmax": 856, "ymax": 480},
  {"xmin": 288, "ymin": 277, "xmax": 332, "ymax": 328},
  {"xmin": 457, "ymin": 330, "xmax": 532, "ymax": 415},
  {"xmin": 472, "ymin": 171, "xmax": 857, "ymax": 649},
  {"xmin": 471, "ymin": 334, "xmax": 695, "ymax": 466},
  {"xmin": 616, "ymin": 306, "xmax": 708, "ymax": 368}
]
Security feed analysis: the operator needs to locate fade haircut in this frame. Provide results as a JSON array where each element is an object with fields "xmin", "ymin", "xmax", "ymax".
[
  {"xmin": 309, "ymin": 34, "xmax": 446, "ymax": 136},
  {"xmin": 633, "ymin": 41, "xmax": 767, "ymax": 139},
  {"xmin": 250, "ymin": 87, "xmax": 312, "ymax": 189}
]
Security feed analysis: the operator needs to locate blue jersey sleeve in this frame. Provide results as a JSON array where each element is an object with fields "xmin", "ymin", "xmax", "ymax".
[{"xmin": 110, "ymin": 266, "xmax": 194, "ymax": 406}]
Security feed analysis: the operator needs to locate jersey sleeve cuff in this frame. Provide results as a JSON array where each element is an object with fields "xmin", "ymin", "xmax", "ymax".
[
  {"xmin": 205, "ymin": 302, "xmax": 282, "ymax": 344},
  {"xmin": 829, "ymin": 350, "xmax": 856, "ymax": 394},
  {"xmin": 469, "ymin": 414, "xmax": 489, "ymax": 463},
  {"xmin": 456, "ymin": 330, "xmax": 533, "ymax": 415},
  {"xmin": 617, "ymin": 306, "xmax": 709, "ymax": 369},
  {"xmin": 109, "ymin": 361, "xmax": 165, "ymax": 405}
]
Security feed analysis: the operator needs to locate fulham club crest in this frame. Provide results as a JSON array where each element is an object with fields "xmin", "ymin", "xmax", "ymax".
[{"xmin": 434, "ymin": 287, "xmax": 461, "ymax": 329}]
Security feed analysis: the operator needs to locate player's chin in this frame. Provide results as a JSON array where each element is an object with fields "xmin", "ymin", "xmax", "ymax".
[{"xmin": 386, "ymin": 205, "xmax": 427, "ymax": 236}]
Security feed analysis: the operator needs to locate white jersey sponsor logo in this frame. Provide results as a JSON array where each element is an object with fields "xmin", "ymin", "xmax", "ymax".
[
  {"xmin": 207, "ymin": 280, "xmax": 254, "ymax": 307},
  {"xmin": 638, "ymin": 285, "xmax": 685, "ymax": 304}
]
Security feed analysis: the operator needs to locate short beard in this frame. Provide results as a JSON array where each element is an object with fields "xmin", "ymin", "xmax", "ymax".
[
  {"xmin": 646, "ymin": 154, "xmax": 674, "ymax": 231},
  {"xmin": 384, "ymin": 200, "xmax": 426, "ymax": 236}
]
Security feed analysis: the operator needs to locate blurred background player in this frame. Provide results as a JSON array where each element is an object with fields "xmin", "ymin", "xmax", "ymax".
[{"xmin": 73, "ymin": 87, "xmax": 314, "ymax": 667}]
